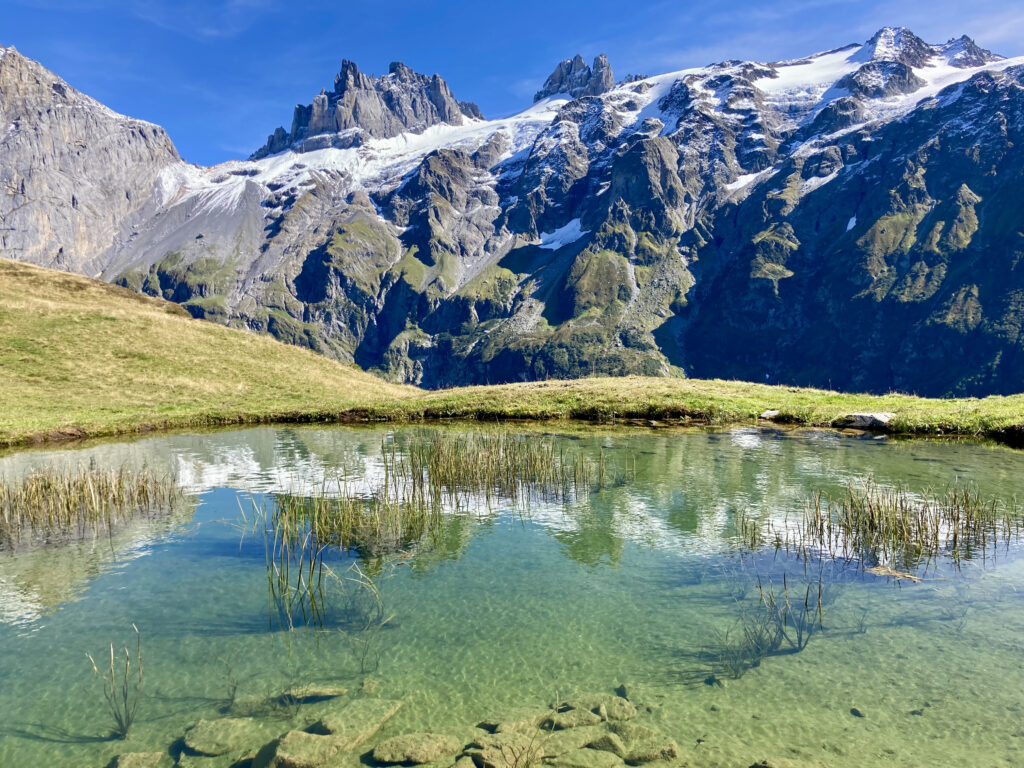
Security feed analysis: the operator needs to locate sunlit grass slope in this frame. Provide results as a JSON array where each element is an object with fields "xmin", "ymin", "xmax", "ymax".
[{"xmin": 2, "ymin": 257, "xmax": 1023, "ymax": 447}]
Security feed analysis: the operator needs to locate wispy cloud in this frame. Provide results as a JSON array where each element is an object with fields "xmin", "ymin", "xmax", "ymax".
[{"xmin": 126, "ymin": 0, "xmax": 276, "ymax": 40}]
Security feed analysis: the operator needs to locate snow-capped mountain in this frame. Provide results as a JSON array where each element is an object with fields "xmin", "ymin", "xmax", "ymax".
[{"xmin": 3, "ymin": 27, "xmax": 1024, "ymax": 395}]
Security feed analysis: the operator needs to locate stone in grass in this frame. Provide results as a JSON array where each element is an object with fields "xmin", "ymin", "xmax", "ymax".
[
  {"xmin": 313, "ymin": 697, "xmax": 403, "ymax": 750},
  {"xmin": 834, "ymin": 413, "xmax": 895, "ymax": 429},
  {"xmin": 184, "ymin": 717, "xmax": 279, "ymax": 756},
  {"xmin": 107, "ymin": 753, "xmax": 173, "ymax": 768},
  {"xmin": 372, "ymin": 732, "xmax": 461, "ymax": 764},
  {"xmin": 546, "ymin": 747, "xmax": 626, "ymax": 768}
]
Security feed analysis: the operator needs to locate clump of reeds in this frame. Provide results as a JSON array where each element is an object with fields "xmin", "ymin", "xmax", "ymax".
[
  {"xmin": 747, "ymin": 481, "xmax": 1021, "ymax": 573},
  {"xmin": 0, "ymin": 466, "xmax": 181, "ymax": 548},
  {"xmin": 709, "ymin": 575, "xmax": 827, "ymax": 680},
  {"xmin": 395, "ymin": 430, "xmax": 609, "ymax": 507},
  {"xmin": 86, "ymin": 624, "xmax": 143, "ymax": 740},
  {"xmin": 251, "ymin": 430, "xmax": 630, "ymax": 631}
]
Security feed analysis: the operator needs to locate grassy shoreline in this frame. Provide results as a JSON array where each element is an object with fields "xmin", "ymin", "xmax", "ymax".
[{"xmin": 3, "ymin": 257, "xmax": 1024, "ymax": 450}]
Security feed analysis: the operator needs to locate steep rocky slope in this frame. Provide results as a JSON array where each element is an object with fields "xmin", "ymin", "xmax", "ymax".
[{"xmin": 3, "ymin": 29, "xmax": 1024, "ymax": 396}]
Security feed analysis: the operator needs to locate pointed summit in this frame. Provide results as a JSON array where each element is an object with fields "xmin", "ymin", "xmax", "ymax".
[
  {"xmin": 534, "ymin": 53, "xmax": 614, "ymax": 102},
  {"xmin": 860, "ymin": 27, "xmax": 934, "ymax": 67},
  {"xmin": 939, "ymin": 35, "xmax": 1004, "ymax": 68}
]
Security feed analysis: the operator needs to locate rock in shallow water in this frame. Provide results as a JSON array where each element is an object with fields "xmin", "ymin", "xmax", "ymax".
[
  {"xmin": 372, "ymin": 732, "xmax": 461, "ymax": 764},
  {"xmin": 107, "ymin": 753, "xmax": 173, "ymax": 768},
  {"xmin": 313, "ymin": 697, "xmax": 403, "ymax": 748},
  {"xmin": 184, "ymin": 717, "xmax": 278, "ymax": 757},
  {"xmin": 252, "ymin": 730, "xmax": 343, "ymax": 768},
  {"xmin": 546, "ymin": 747, "xmax": 626, "ymax": 767}
]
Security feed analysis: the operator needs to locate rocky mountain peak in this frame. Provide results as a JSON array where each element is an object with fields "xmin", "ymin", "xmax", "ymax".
[
  {"xmin": 252, "ymin": 59, "xmax": 483, "ymax": 159},
  {"xmin": 862, "ymin": 26, "xmax": 934, "ymax": 67},
  {"xmin": 534, "ymin": 53, "xmax": 615, "ymax": 102},
  {"xmin": 940, "ymin": 35, "xmax": 1003, "ymax": 68}
]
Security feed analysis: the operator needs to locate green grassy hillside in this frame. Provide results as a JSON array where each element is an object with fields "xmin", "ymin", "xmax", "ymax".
[
  {"xmin": 0, "ymin": 258, "xmax": 416, "ymax": 445},
  {"xmin": 2, "ymin": 257, "xmax": 1023, "ymax": 448}
]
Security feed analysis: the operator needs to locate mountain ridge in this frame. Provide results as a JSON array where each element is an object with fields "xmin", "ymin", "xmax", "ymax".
[{"xmin": 3, "ymin": 28, "xmax": 1024, "ymax": 397}]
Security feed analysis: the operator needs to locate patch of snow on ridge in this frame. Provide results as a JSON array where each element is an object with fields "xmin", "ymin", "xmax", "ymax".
[
  {"xmin": 158, "ymin": 96, "xmax": 569, "ymax": 215},
  {"xmin": 847, "ymin": 216, "xmax": 857, "ymax": 231},
  {"xmin": 538, "ymin": 218, "xmax": 588, "ymax": 250},
  {"xmin": 727, "ymin": 172, "xmax": 762, "ymax": 191}
]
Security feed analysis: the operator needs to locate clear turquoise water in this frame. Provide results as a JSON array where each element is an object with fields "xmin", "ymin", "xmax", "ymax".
[{"xmin": 1, "ymin": 425, "xmax": 1023, "ymax": 767}]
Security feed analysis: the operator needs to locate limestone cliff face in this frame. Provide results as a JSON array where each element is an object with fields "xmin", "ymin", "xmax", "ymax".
[
  {"xmin": 0, "ymin": 47, "xmax": 180, "ymax": 275},
  {"xmin": 3, "ymin": 31, "xmax": 1024, "ymax": 396}
]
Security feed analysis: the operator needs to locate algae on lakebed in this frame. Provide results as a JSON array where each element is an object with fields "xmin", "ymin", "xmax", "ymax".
[{"xmin": 0, "ymin": 425, "xmax": 1023, "ymax": 767}]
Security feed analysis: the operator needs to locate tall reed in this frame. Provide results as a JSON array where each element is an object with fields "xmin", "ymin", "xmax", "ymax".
[
  {"xmin": 86, "ymin": 624, "xmax": 143, "ymax": 740},
  {"xmin": 746, "ymin": 481, "xmax": 1020, "ymax": 573},
  {"xmin": 0, "ymin": 466, "xmax": 181, "ymax": 548}
]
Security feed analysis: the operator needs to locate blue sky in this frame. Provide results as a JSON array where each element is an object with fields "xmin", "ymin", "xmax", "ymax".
[{"xmin": 5, "ymin": 0, "xmax": 1023, "ymax": 165}]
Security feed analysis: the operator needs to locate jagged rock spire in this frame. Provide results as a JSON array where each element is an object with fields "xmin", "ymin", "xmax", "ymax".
[
  {"xmin": 252, "ymin": 60, "xmax": 483, "ymax": 159},
  {"xmin": 534, "ymin": 53, "xmax": 614, "ymax": 102}
]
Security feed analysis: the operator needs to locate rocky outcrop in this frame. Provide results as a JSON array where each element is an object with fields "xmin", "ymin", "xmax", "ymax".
[
  {"xmin": 535, "ymin": 54, "xmax": 615, "ymax": 101},
  {"xmin": 0, "ymin": 46, "xmax": 180, "ymax": 274},
  {"xmin": 252, "ymin": 60, "xmax": 482, "ymax": 158}
]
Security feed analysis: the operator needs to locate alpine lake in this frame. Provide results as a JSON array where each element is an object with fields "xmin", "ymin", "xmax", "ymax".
[{"xmin": 1, "ymin": 423, "xmax": 1023, "ymax": 768}]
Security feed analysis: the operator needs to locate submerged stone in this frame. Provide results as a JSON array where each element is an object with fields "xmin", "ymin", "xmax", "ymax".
[
  {"xmin": 464, "ymin": 731, "xmax": 545, "ymax": 768},
  {"xmin": 252, "ymin": 730, "xmax": 344, "ymax": 768},
  {"xmin": 372, "ymin": 732, "xmax": 461, "ymax": 764},
  {"xmin": 177, "ymin": 752, "xmax": 255, "ymax": 768},
  {"xmin": 480, "ymin": 708, "xmax": 549, "ymax": 733},
  {"xmin": 602, "ymin": 722, "xmax": 679, "ymax": 764},
  {"xmin": 541, "ymin": 724, "xmax": 608, "ymax": 756},
  {"xmin": 284, "ymin": 683, "xmax": 348, "ymax": 702},
  {"xmin": 184, "ymin": 717, "xmax": 278, "ymax": 757},
  {"xmin": 108, "ymin": 753, "xmax": 173, "ymax": 768},
  {"xmin": 562, "ymin": 693, "xmax": 637, "ymax": 722},
  {"xmin": 543, "ymin": 707, "xmax": 603, "ymax": 730},
  {"xmin": 314, "ymin": 697, "xmax": 403, "ymax": 749},
  {"xmin": 546, "ymin": 747, "xmax": 626, "ymax": 768}
]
